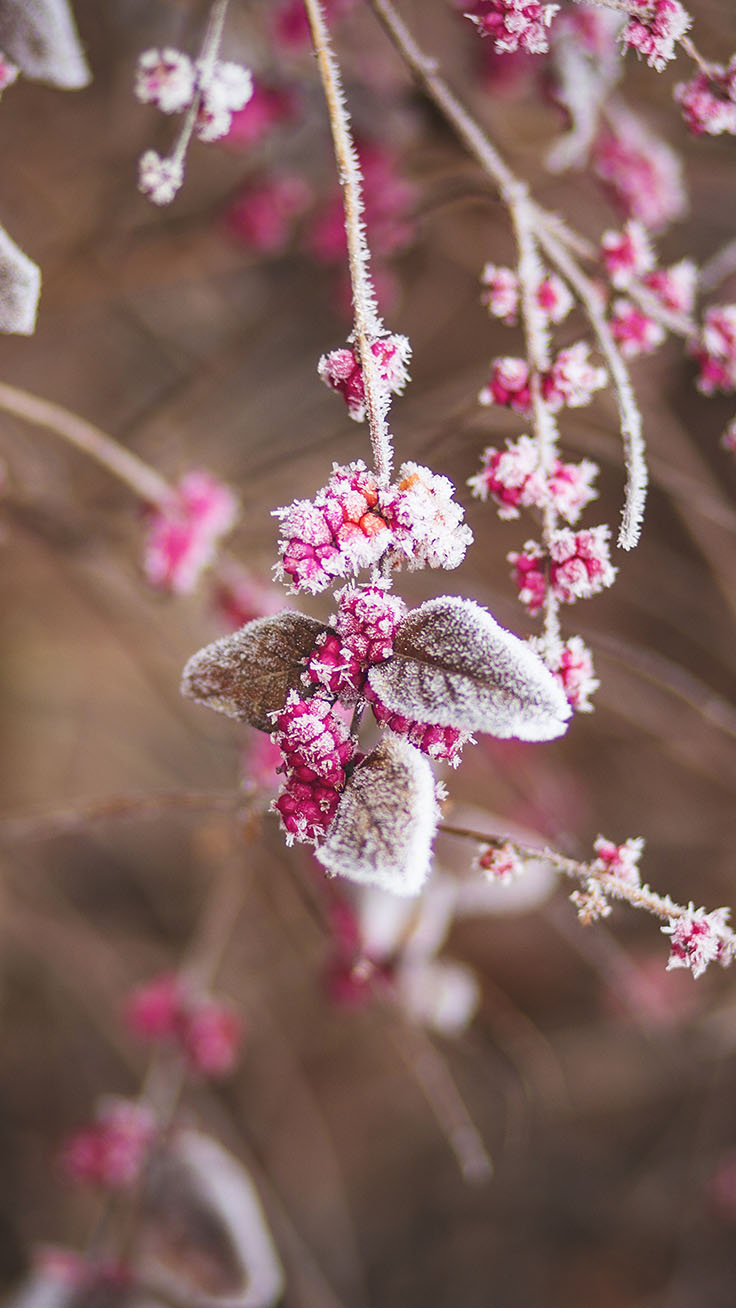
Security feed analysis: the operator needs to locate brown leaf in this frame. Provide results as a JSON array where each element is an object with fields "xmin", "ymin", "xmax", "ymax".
[
  {"xmin": 181, "ymin": 611, "xmax": 324, "ymax": 731},
  {"xmin": 316, "ymin": 735, "xmax": 438, "ymax": 896},
  {"xmin": 367, "ymin": 596, "xmax": 571, "ymax": 741}
]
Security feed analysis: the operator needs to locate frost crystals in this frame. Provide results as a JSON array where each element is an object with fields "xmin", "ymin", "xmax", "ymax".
[{"xmin": 367, "ymin": 596, "xmax": 571, "ymax": 741}]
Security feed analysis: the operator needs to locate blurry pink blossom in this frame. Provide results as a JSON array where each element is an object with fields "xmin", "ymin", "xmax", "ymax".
[
  {"xmin": 225, "ymin": 173, "xmax": 312, "ymax": 254},
  {"xmin": 61, "ymin": 1098, "xmax": 155, "ymax": 1190},
  {"xmin": 594, "ymin": 111, "xmax": 686, "ymax": 231},
  {"xmin": 143, "ymin": 471, "xmax": 238, "ymax": 595}
]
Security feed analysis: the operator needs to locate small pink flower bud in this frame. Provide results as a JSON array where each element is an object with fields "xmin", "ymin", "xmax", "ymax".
[{"xmin": 180, "ymin": 1000, "xmax": 243, "ymax": 1077}]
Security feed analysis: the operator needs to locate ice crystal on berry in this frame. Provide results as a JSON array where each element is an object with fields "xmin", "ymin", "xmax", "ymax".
[
  {"xmin": 195, "ymin": 59, "xmax": 254, "ymax": 142},
  {"xmin": 541, "ymin": 634, "xmax": 600, "ymax": 713},
  {"xmin": 387, "ymin": 462, "xmax": 474, "ymax": 572}
]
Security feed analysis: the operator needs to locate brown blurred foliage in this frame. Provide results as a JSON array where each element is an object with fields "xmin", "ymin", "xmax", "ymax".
[{"xmin": 2, "ymin": 2, "xmax": 736, "ymax": 1306}]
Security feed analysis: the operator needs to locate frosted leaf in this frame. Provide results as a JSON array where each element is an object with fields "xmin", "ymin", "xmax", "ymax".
[
  {"xmin": 142, "ymin": 1130, "xmax": 284, "ymax": 1308},
  {"xmin": 316, "ymin": 735, "xmax": 439, "ymax": 897},
  {"xmin": 367, "ymin": 596, "xmax": 572, "ymax": 741},
  {"xmin": 0, "ymin": 0, "xmax": 91, "ymax": 89},
  {"xmin": 181, "ymin": 611, "xmax": 324, "ymax": 731},
  {"xmin": 0, "ymin": 225, "xmax": 41, "ymax": 334}
]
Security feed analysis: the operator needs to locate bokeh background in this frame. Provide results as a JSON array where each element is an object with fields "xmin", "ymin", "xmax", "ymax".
[{"xmin": 2, "ymin": 1, "xmax": 736, "ymax": 1305}]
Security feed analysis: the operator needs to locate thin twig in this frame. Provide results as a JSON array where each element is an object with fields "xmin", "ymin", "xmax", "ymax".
[
  {"xmin": 438, "ymin": 824, "xmax": 736, "ymax": 944},
  {"xmin": 0, "ymin": 381, "xmax": 171, "ymax": 506},
  {"xmin": 367, "ymin": 0, "xmax": 647, "ymax": 550},
  {"xmin": 303, "ymin": 0, "xmax": 394, "ymax": 485},
  {"xmin": 169, "ymin": 0, "xmax": 231, "ymax": 173},
  {"xmin": 535, "ymin": 221, "xmax": 647, "ymax": 549},
  {"xmin": 0, "ymin": 790, "xmax": 248, "ymax": 843},
  {"xmin": 510, "ymin": 195, "xmax": 562, "ymax": 645}
]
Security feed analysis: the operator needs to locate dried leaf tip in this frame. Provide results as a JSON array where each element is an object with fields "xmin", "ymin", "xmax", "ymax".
[{"xmin": 316, "ymin": 735, "xmax": 439, "ymax": 897}]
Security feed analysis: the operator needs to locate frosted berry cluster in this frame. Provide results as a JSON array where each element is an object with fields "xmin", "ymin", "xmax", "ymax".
[
  {"xmin": 464, "ymin": 1, "xmax": 560, "ymax": 56},
  {"xmin": 662, "ymin": 905, "xmax": 733, "ymax": 979},
  {"xmin": 477, "ymin": 841, "xmax": 524, "ymax": 883},
  {"xmin": 135, "ymin": 48, "xmax": 253, "ymax": 140},
  {"xmin": 480, "ymin": 263, "xmax": 572, "ymax": 326},
  {"xmin": 318, "ymin": 334, "xmax": 411, "ymax": 421},
  {"xmin": 365, "ymin": 684, "xmax": 472, "ymax": 765},
  {"xmin": 690, "ymin": 305, "xmax": 736, "ymax": 395},
  {"xmin": 271, "ymin": 694, "xmax": 357, "ymax": 845},
  {"xmin": 143, "ymin": 470, "xmax": 239, "ymax": 595},
  {"xmin": 124, "ymin": 972, "xmax": 243, "ymax": 1077},
  {"xmin": 136, "ymin": 47, "xmax": 253, "ymax": 204},
  {"xmin": 479, "ymin": 343, "xmax": 607, "ymax": 413},
  {"xmin": 468, "ymin": 434, "xmax": 597, "ymax": 524},
  {"xmin": 305, "ymin": 585, "xmax": 406, "ymax": 699},
  {"xmin": 530, "ymin": 634, "xmax": 600, "ymax": 713},
  {"xmin": 675, "ymin": 60, "xmax": 736, "ymax": 137},
  {"xmin": 274, "ymin": 461, "xmax": 389, "ymax": 592},
  {"xmin": 510, "ymin": 527, "xmax": 616, "ymax": 614},
  {"xmin": 274, "ymin": 459, "xmax": 472, "ymax": 592},
  {"xmin": 592, "ymin": 835, "xmax": 644, "ymax": 886},
  {"xmin": 620, "ymin": 0, "xmax": 691, "ymax": 73},
  {"xmin": 597, "ymin": 220, "xmax": 697, "ymax": 360},
  {"xmin": 593, "ymin": 111, "xmax": 686, "ymax": 232}
]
